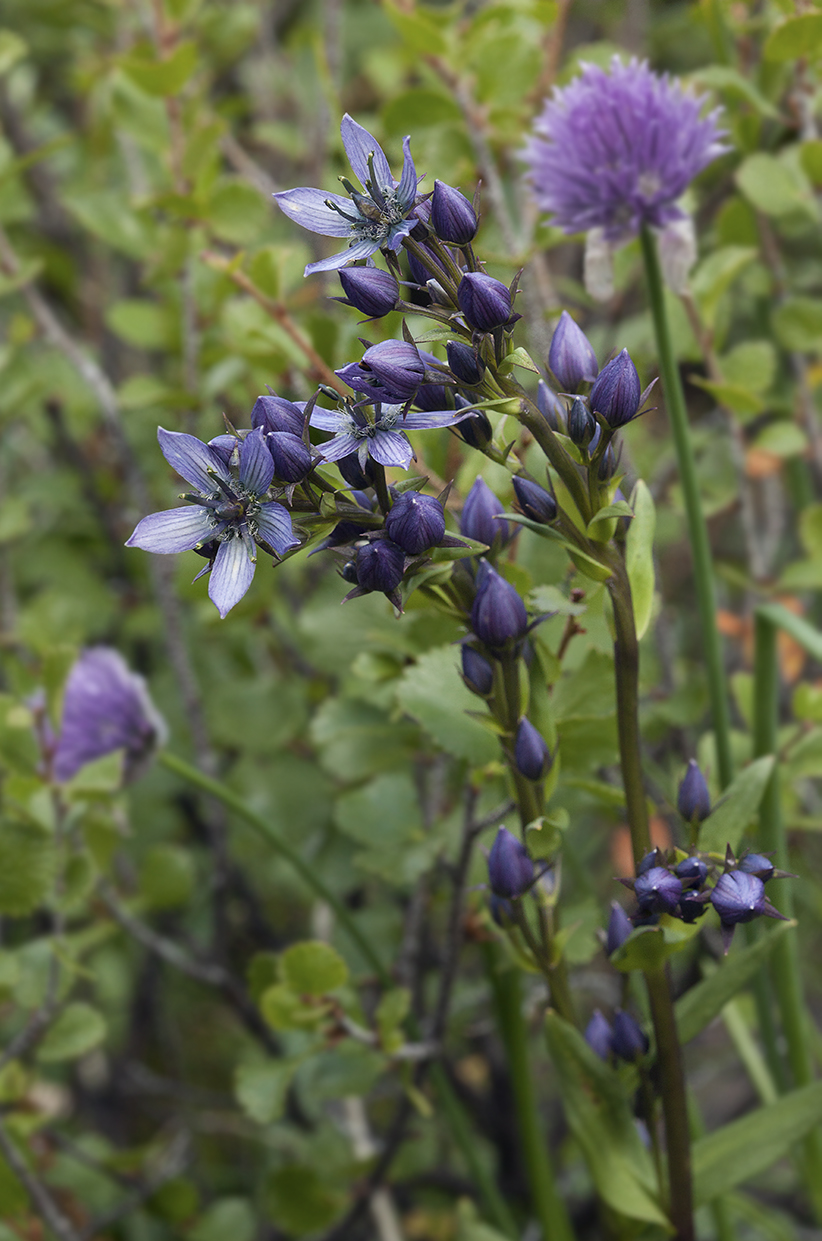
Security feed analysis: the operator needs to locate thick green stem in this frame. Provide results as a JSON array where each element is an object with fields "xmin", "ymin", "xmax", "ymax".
[
  {"xmin": 159, "ymin": 751, "xmax": 517, "ymax": 1236},
  {"xmin": 646, "ymin": 968, "xmax": 695, "ymax": 1241},
  {"xmin": 753, "ymin": 610, "xmax": 822, "ymax": 1220},
  {"xmin": 485, "ymin": 943, "xmax": 576, "ymax": 1241},
  {"xmin": 640, "ymin": 225, "xmax": 734, "ymax": 790},
  {"xmin": 605, "ymin": 559, "xmax": 650, "ymax": 866}
]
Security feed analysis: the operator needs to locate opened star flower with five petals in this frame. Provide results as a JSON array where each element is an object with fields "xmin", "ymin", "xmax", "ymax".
[
  {"xmin": 309, "ymin": 400, "xmax": 472, "ymax": 471},
  {"xmin": 126, "ymin": 428, "xmax": 298, "ymax": 618},
  {"xmin": 274, "ymin": 114, "xmax": 419, "ymax": 276}
]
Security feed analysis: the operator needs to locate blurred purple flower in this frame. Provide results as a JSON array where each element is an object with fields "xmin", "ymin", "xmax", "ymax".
[
  {"xmin": 524, "ymin": 57, "xmax": 727, "ymax": 242},
  {"xmin": 274, "ymin": 115, "xmax": 419, "ymax": 276},
  {"xmin": 53, "ymin": 648, "xmax": 166, "ymax": 783},
  {"xmin": 126, "ymin": 428, "xmax": 298, "ymax": 618}
]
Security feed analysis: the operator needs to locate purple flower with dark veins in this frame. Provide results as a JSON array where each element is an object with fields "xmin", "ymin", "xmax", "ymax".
[
  {"xmin": 126, "ymin": 428, "xmax": 299, "ymax": 618},
  {"xmin": 310, "ymin": 399, "xmax": 472, "ymax": 472},
  {"xmin": 274, "ymin": 115, "xmax": 420, "ymax": 276},
  {"xmin": 524, "ymin": 57, "xmax": 728, "ymax": 242},
  {"xmin": 53, "ymin": 648, "xmax": 167, "ymax": 784}
]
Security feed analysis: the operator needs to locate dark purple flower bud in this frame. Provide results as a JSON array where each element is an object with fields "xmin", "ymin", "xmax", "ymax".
[
  {"xmin": 412, "ymin": 351, "xmax": 450, "ymax": 411},
  {"xmin": 606, "ymin": 901, "xmax": 633, "ymax": 955},
  {"xmin": 589, "ymin": 349, "xmax": 642, "ymax": 428},
  {"xmin": 637, "ymin": 848, "xmax": 662, "ymax": 876},
  {"xmin": 585, "ymin": 1009, "xmax": 613, "ymax": 1060},
  {"xmin": 537, "ymin": 379, "xmax": 565, "ymax": 432},
  {"xmin": 267, "ymin": 432, "xmax": 312, "ymax": 483},
  {"xmin": 738, "ymin": 853, "xmax": 775, "ymax": 882},
  {"xmin": 679, "ymin": 891, "xmax": 709, "ymax": 924},
  {"xmin": 447, "ymin": 341, "xmax": 486, "ymax": 386},
  {"xmin": 458, "ymin": 272, "xmax": 513, "ymax": 332},
  {"xmin": 598, "ymin": 443, "xmax": 617, "ymax": 481},
  {"xmin": 471, "ymin": 562, "xmax": 529, "ymax": 648},
  {"xmin": 462, "ymin": 646, "xmax": 494, "ymax": 697},
  {"xmin": 454, "ymin": 400, "xmax": 493, "ymax": 450},
  {"xmin": 384, "ymin": 491, "xmax": 445, "ymax": 555},
  {"xmin": 341, "ymin": 561, "xmax": 358, "ymax": 584},
  {"xmin": 677, "ymin": 760, "xmax": 711, "ymax": 823},
  {"xmin": 611, "ymin": 1010, "xmax": 649, "ymax": 1062},
  {"xmin": 548, "ymin": 311, "xmax": 599, "ymax": 392},
  {"xmin": 431, "ymin": 180, "xmax": 479, "ymax": 246},
  {"xmin": 355, "ymin": 540, "xmax": 406, "ymax": 593},
  {"xmin": 338, "ymin": 267, "xmax": 400, "ymax": 318},
  {"xmin": 634, "ymin": 867, "xmax": 682, "ymax": 915},
  {"xmin": 710, "ymin": 871, "xmax": 767, "ymax": 926},
  {"xmin": 514, "ymin": 717, "xmax": 551, "ymax": 781},
  {"xmin": 207, "ymin": 434, "xmax": 239, "ymax": 467},
  {"xmin": 460, "ymin": 476, "xmax": 510, "ymax": 548},
  {"xmin": 338, "ymin": 451, "xmax": 377, "ymax": 490},
  {"xmin": 567, "ymin": 397, "xmax": 595, "ymax": 446},
  {"xmin": 675, "ymin": 856, "xmax": 708, "ymax": 889},
  {"xmin": 488, "ymin": 826, "xmax": 534, "ymax": 898},
  {"xmin": 53, "ymin": 648, "xmax": 167, "ymax": 784},
  {"xmin": 251, "ymin": 394, "xmax": 305, "ymax": 437},
  {"xmin": 490, "ymin": 894, "xmax": 514, "ymax": 926},
  {"xmin": 512, "ymin": 476, "xmax": 557, "ymax": 525},
  {"xmin": 359, "ymin": 340, "xmax": 425, "ymax": 403},
  {"xmin": 406, "ymin": 241, "xmax": 444, "ymax": 286}
]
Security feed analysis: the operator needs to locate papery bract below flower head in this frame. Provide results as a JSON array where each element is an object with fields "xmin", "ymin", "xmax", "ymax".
[
  {"xmin": 53, "ymin": 648, "xmax": 167, "ymax": 784},
  {"xmin": 524, "ymin": 57, "xmax": 728, "ymax": 242}
]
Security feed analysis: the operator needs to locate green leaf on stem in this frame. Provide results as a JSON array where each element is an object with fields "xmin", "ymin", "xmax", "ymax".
[
  {"xmin": 675, "ymin": 920, "xmax": 796, "ymax": 1044},
  {"xmin": 586, "ymin": 500, "xmax": 633, "ymax": 535},
  {"xmin": 235, "ymin": 1059, "xmax": 300, "ymax": 1124},
  {"xmin": 497, "ymin": 347, "xmax": 540, "ymax": 376},
  {"xmin": 544, "ymin": 1013, "xmax": 669, "ymax": 1226},
  {"xmin": 395, "ymin": 645, "xmax": 499, "ymax": 764},
  {"xmin": 763, "ymin": 13, "xmax": 822, "ymax": 62},
  {"xmin": 37, "ymin": 1002, "xmax": 107, "ymax": 1062},
  {"xmin": 120, "ymin": 42, "xmax": 198, "ymax": 96},
  {"xmin": 610, "ymin": 916, "xmax": 701, "ymax": 974},
  {"xmin": 691, "ymin": 246, "xmax": 757, "ymax": 330},
  {"xmin": 625, "ymin": 480, "xmax": 655, "ymax": 639},
  {"xmin": 281, "ymin": 942, "xmax": 349, "ymax": 995},
  {"xmin": 698, "ymin": 754, "xmax": 775, "ymax": 853},
  {"xmin": 693, "ymin": 1081, "xmax": 822, "ymax": 1206}
]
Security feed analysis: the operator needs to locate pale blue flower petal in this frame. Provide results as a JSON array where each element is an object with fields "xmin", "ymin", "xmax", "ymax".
[
  {"xmin": 369, "ymin": 430, "xmax": 414, "ymax": 469},
  {"xmin": 208, "ymin": 538, "xmax": 256, "ymax": 618},
  {"xmin": 316, "ymin": 432, "xmax": 362, "ymax": 463},
  {"xmin": 304, "ymin": 239, "xmax": 380, "ymax": 277},
  {"xmin": 309, "ymin": 406, "xmax": 345, "ymax": 432},
  {"xmin": 239, "ymin": 427, "xmax": 274, "ymax": 496},
  {"xmin": 396, "ymin": 136, "xmax": 418, "ymax": 208},
  {"xmin": 256, "ymin": 502, "xmax": 300, "ymax": 556},
  {"xmin": 341, "ymin": 113, "xmax": 392, "ymax": 192},
  {"xmin": 126, "ymin": 507, "xmax": 215, "ymax": 554},
  {"xmin": 157, "ymin": 427, "xmax": 230, "ymax": 492},
  {"xmin": 401, "ymin": 408, "xmax": 478, "ymax": 429},
  {"xmin": 273, "ymin": 187, "xmax": 357, "ymax": 237}
]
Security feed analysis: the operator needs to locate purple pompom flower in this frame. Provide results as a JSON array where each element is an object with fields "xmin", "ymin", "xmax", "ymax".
[
  {"xmin": 524, "ymin": 57, "xmax": 728, "ymax": 242},
  {"xmin": 548, "ymin": 311, "xmax": 598, "ymax": 392},
  {"xmin": 274, "ymin": 115, "xmax": 420, "ymax": 276},
  {"xmin": 126, "ymin": 428, "xmax": 299, "ymax": 618},
  {"xmin": 53, "ymin": 648, "xmax": 167, "ymax": 784},
  {"xmin": 487, "ymin": 826, "xmax": 534, "ymax": 899}
]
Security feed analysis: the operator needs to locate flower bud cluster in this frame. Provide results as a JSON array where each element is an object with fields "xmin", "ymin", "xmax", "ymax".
[{"xmin": 585, "ymin": 1007, "xmax": 649, "ymax": 1063}]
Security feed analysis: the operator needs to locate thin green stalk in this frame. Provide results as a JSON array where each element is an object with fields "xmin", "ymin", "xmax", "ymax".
[
  {"xmin": 605, "ymin": 558, "xmax": 650, "ymax": 866},
  {"xmin": 646, "ymin": 968, "xmax": 695, "ymax": 1241},
  {"xmin": 752, "ymin": 610, "xmax": 822, "ymax": 1220},
  {"xmin": 159, "ymin": 750, "xmax": 517, "ymax": 1236},
  {"xmin": 485, "ymin": 943, "xmax": 576, "ymax": 1241},
  {"xmin": 640, "ymin": 225, "xmax": 733, "ymax": 790}
]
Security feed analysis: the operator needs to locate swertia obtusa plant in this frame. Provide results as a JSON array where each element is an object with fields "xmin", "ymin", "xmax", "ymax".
[{"xmin": 121, "ymin": 92, "xmax": 810, "ymax": 1241}]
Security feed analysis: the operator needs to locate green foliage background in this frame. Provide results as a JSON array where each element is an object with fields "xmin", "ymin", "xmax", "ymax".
[{"xmin": 1, "ymin": 0, "xmax": 822, "ymax": 1238}]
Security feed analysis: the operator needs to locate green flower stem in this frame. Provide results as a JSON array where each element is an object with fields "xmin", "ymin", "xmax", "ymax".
[
  {"xmin": 371, "ymin": 461, "xmax": 392, "ymax": 515},
  {"xmin": 645, "ymin": 967, "xmax": 695, "ymax": 1241},
  {"xmin": 484, "ymin": 942, "xmax": 576, "ymax": 1241},
  {"xmin": 159, "ymin": 750, "xmax": 518, "ymax": 1237},
  {"xmin": 753, "ymin": 607, "xmax": 822, "ymax": 1220},
  {"xmin": 605, "ymin": 556, "xmax": 650, "ymax": 866},
  {"xmin": 640, "ymin": 225, "xmax": 734, "ymax": 790}
]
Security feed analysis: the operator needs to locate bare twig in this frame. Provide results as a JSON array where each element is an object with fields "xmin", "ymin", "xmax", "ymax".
[
  {"xmin": 0, "ymin": 1114, "xmax": 83, "ymax": 1241},
  {"xmin": 220, "ymin": 131, "xmax": 281, "ymax": 197},
  {"xmin": 98, "ymin": 881, "xmax": 228, "ymax": 986},
  {"xmin": 340, "ymin": 1098, "xmax": 404, "ymax": 1241}
]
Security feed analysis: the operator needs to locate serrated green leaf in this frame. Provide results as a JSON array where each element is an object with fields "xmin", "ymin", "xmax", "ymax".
[
  {"xmin": 37, "ymin": 1002, "xmax": 107, "ymax": 1062},
  {"xmin": 693, "ymin": 1081, "xmax": 822, "ymax": 1205},
  {"xmin": 676, "ymin": 920, "xmax": 796, "ymax": 1044},
  {"xmin": 395, "ymin": 645, "xmax": 498, "ymax": 764},
  {"xmin": 699, "ymin": 755, "xmax": 776, "ymax": 853},
  {"xmin": 281, "ymin": 941, "xmax": 348, "ymax": 995}
]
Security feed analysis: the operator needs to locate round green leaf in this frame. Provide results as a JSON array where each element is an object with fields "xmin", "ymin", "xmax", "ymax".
[
  {"xmin": 281, "ymin": 941, "xmax": 348, "ymax": 995},
  {"xmin": 37, "ymin": 1002, "xmax": 107, "ymax": 1063}
]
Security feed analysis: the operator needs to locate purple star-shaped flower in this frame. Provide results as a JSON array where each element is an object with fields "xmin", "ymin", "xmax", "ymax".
[
  {"xmin": 523, "ymin": 57, "xmax": 728, "ymax": 242},
  {"xmin": 274, "ymin": 115, "xmax": 420, "ymax": 276},
  {"xmin": 310, "ymin": 400, "xmax": 474, "ymax": 471},
  {"xmin": 126, "ymin": 428, "xmax": 299, "ymax": 618}
]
